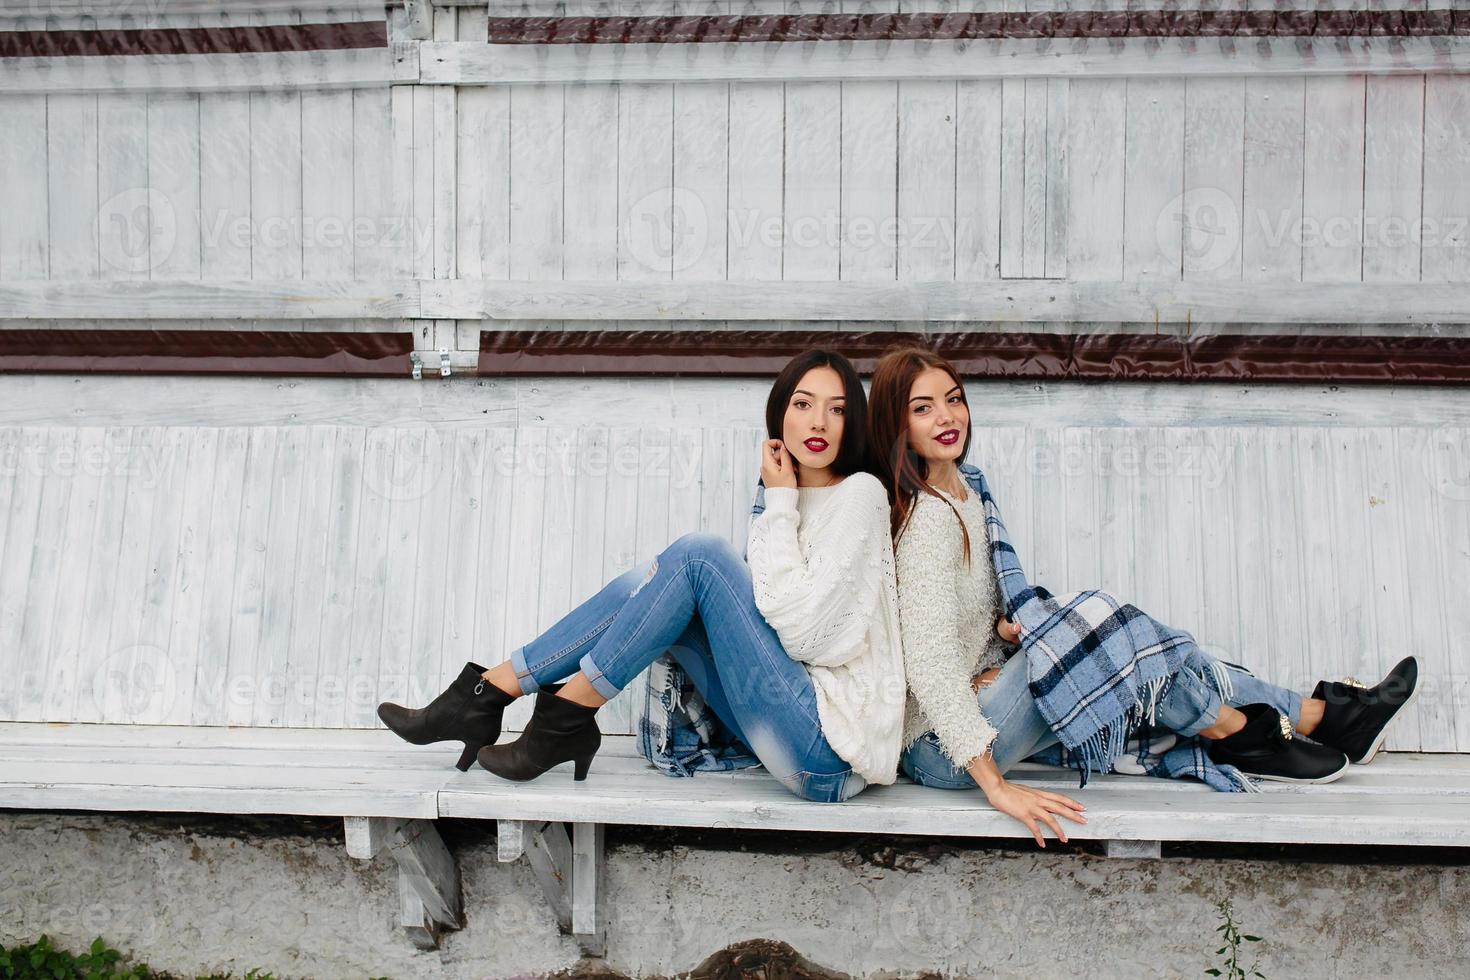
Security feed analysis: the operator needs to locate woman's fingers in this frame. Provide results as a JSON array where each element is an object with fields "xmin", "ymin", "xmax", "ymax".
[
  {"xmin": 1039, "ymin": 811, "xmax": 1067, "ymax": 844},
  {"xmin": 1044, "ymin": 799, "xmax": 1088, "ymax": 825},
  {"xmin": 1044, "ymin": 791, "xmax": 1088, "ymax": 813},
  {"xmin": 1025, "ymin": 818, "xmax": 1044, "ymax": 848}
]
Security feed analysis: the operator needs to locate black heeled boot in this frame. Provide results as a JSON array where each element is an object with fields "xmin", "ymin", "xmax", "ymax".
[
  {"xmin": 1206, "ymin": 703, "xmax": 1350, "ymax": 784},
  {"xmin": 476, "ymin": 687, "xmax": 601, "ymax": 782},
  {"xmin": 1309, "ymin": 655, "xmax": 1419, "ymax": 765},
  {"xmin": 376, "ymin": 661, "xmax": 519, "ymax": 771}
]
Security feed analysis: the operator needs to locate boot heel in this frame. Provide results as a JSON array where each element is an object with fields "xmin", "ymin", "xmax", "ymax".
[
  {"xmin": 455, "ymin": 742, "xmax": 483, "ymax": 772},
  {"xmin": 573, "ymin": 753, "xmax": 595, "ymax": 781}
]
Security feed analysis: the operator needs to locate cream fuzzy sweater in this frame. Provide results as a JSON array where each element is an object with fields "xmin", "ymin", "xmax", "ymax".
[
  {"xmin": 895, "ymin": 486, "xmax": 1013, "ymax": 771},
  {"xmin": 744, "ymin": 472, "xmax": 907, "ymax": 785}
]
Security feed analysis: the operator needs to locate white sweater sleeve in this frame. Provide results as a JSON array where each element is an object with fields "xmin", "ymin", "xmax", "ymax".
[
  {"xmin": 745, "ymin": 474, "xmax": 891, "ymax": 669},
  {"xmin": 895, "ymin": 497, "xmax": 999, "ymax": 771}
]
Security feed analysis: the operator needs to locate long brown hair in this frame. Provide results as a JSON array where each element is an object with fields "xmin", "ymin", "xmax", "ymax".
[{"xmin": 867, "ymin": 344, "xmax": 974, "ymax": 563}]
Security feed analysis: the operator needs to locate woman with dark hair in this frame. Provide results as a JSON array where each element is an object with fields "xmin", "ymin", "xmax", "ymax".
[
  {"xmin": 867, "ymin": 344, "xmax": 1418, "ymax": 845},
  {"xmin": 376, "ymin": 350, "xmax": 907, "ymax": 803}
]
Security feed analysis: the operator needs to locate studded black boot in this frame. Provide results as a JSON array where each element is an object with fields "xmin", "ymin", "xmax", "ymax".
[
  {"xmin": 476, "ymin": 687, "xmax": 602, "ymax": 782},
  {"xmin": 1206, "ymin": 703, "xmax": 1350, "ymax": 784},
  {"xmin": 376, "ymin": 661, "xmax": 518, "ymax": 771},
  {"xmin": 1309, "ymin": 655, "xmax": 1419, "ymax": 765}
]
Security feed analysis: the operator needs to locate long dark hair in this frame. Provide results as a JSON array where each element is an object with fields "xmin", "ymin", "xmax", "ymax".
[
  {"xmin": 867, "ymin": 344, "xmax": 974, "ymax": 562},
  {"xmin": 764, "ymin": 349, "xmax": 869, "ymax": 478}
]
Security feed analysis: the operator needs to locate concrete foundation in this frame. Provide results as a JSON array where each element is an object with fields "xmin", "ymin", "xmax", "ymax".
[{"xmin": 1, "ymin": 811, "xmax": 1466, "ymax": 979}]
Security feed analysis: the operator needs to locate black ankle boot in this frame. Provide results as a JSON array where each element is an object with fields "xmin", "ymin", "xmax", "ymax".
[
  {"xmin": 376, "ymin": 661, "xmax": 518, "ymax": 771},
  {"xmin": 1207, "ymin": 703, "xmax": 1350, "ymax": 784},
  {"xmin": 475, "ymin": 687, "xmax": 601, "ymax": 782},
  {"xmin": 1309, "ymin": 655, "xmax": 1419, "ymax": 765}
]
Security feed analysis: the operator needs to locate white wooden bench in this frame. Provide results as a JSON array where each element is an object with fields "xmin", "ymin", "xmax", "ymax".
[{"xmin": 2, "ymin": 374, "xmax": 1468, "ymax": 951}]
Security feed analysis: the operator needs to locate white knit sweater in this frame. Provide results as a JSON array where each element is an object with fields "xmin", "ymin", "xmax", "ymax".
[
  {"xmin": 895, "ymin": 486, "xmax": 1013, "ymax": 771},
  {"xmin": 744, "ymin": 472, "xmax": 907, "ymax": 785}
]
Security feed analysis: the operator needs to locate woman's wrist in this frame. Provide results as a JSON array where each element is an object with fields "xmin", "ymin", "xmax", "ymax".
[{"xmin": 967, "ymin": 751, "xmax": 1005, "ymax": 793}]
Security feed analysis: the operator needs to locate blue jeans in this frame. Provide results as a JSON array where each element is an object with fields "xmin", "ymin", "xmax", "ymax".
[
  {"xmin": 508, "ymin": 531, "xmax": 867, "ymax": 804},
  {"xmin": 900, "ymin": 647, "xmax": 1304, "ymax": 790}
]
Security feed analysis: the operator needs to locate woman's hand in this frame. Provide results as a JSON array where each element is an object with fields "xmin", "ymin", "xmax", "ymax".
[
  {"xmin": 970, "ymin": 667, "xmax": 1002, "ymax": 692},
  {"xmin": 983, "ymin": 779, "xmax": 1088, "ymax": 848},
  {"xmin": 996, "ymin": 616, "xmax": 1021, "ymax": 646},
  {"xmin": 967, "ymin": 753, "xmax": 1087, "ymax": 848},
  {"xmin": 760, "ymin": 438, "xmax": 798, "ymax": 490}
]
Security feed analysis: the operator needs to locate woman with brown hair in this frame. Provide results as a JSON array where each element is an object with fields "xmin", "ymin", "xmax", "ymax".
[{"xmin": 866, "ymin": 344, "xmax": 1418, "ymax": 846}]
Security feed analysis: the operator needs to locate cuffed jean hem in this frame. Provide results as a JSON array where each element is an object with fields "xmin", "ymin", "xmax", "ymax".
[
  {"xmin": 781, "ymin": 768, "xmax": 868, "ymax": 803},
  {"xmin": 509, "ymin": 645, "xmax": 542, "ymax": 695},
  {"xmin": 579, "ymin": 650, "xmax": 623, "ymax": 701}
]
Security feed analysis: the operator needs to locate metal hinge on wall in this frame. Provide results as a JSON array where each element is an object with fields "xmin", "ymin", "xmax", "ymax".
[{"xmin": 409, "ymin": 349, "xmax": 452, "ymax": 380}]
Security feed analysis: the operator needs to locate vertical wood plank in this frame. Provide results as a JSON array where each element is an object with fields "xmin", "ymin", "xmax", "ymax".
[
  {"xmin": 618, "ymin": 83, "xmax": 673, "ymax": 282},
  {"xmin": 673, "ymin": 82, "xmax": 729, "ymax": 283},
  {"xmin": 99, "ymin": 427, "xmax": 164, "ymax": 724},
  {"xmin": 955, "ymin": 79, "xmax": 1003, "ymax": 281},
  {"xmin": 783, "ymin": 81, "xmax": 841, "ymax": 281},
  {"xmin": 1043, "ymin": 76, "xmax": 1069, "ymax": 280},
  {"xmin": 1393, "ymin": 427, "xmax": 1457, "ymax": 750},
  {"xmin": 315, "ymin": 426, "xmax": 366, "ymax": 728},
  {"xmin": 438, "ymin": 429, "xmax": 488, "ymax": 692},
  {"xmin": 1422, "ymin": 75, "xmax": 1470, "ymax": 283},
  {"xmin": 127, "ymin": 428, "xmax": 192, "ymax": 725},
  {"xmin": 0, "ymin": 430, "xmax": 43, "ymax": 719},
  {"xmin": 11, "ymin": 429, "xmax": 76, "ymax": 721},
  {"xmin": 727, "ymin": 81, "xmax": 784, "ymax": 281},
  {"xmin": 96, "ymin": 94, "xmax": 148, "ymax": 281},
  {"xmin": 1065, "ymin": 78, "xmax": 1125, "ymax": 282},
  {"xmin": 1021, "ymin": 78, "xmax": 1049, "ymax": 278},
  {"xmin": 1302, "ymin": 76, "xmax": 1366, "ymax": 283},
  {"xmin": 303, "ymin": 91, "xmax": 356, "ymax": 279},
  {"xmin": 147, "ymin": 93, "xmax": 202, "ymax": 281},
  {"xmin": 472, "ymin": 427, "xmax": 517, "ymax": 691},
  {"xmin": 250, "ymin": 90, "xmax": 304, "ymax": 280},
  {"xmin": 1182, "ymin": 78, "xmax": 1245, "ymax": 282},
  {"xmin": 191, "ymin": 427, "xmax": 247, "ymax": 726},
  {"xmin": 500, "ymin": 427, "xmax": 550, "ymax": 732},
  {"xmin": 0, "ymin": 97, "xmax": 49, "ymax": 279},
  {"xmin": 376, "ymin": 428, "xmax": 425, "ymax": 714},
  {"xmin": 563, "ymin": 83, "xmax": 620, "ymax": 280},
  {"xmin": 898, "ymin": 80, "xmax": 957, "ymax": 282},
  {"xmin": 284, "ymin": 427, "xmax": 337, "ymax": 728},
  {"xmin": 1362, "ymin": 76, "xmax": 1425, "ymax": 284},
  {"xmin": 158, "ymin": 427, "xmax": 219, "ymax": 726},
  {"xmin": 353, "ymin": 85, "xmax": 396, "ymax": 280},
  {"xmin": 408, "ymin": 425, "xmax": 455, "ymax": 714},
  {"xmin": 38, "ymin": 428, "xmax": 108, "ymax": 722},
  {"xmin": 47, "ymin": 95, "xmax": 100, "ymax": 280},
  {"xmin": 1000, "ymin": 80, "xmax": 1026, "ymax": 279},
  {"xmin": 224, "ymin": 427, "xmax": 277, "ymax": 727},
  {"xmin": 254, "ymin": 427, "xmax": 307, "ymax": 726},
  {"xmin": 1359, "ymin": 428, "xmax": 1421, "ymax": 752},
  {"xmin": 1242, "ymin": 77, "xmax": 1305, "ymax": 283},
  {"xmin": 200, "ymin": 92, "xmax": 253, "ymax": 280},
  {"xmin": 1122, "ymin": 79, "xmax": 1184, "ymax": 282},
  {"xmin": 841, "ymin": 79, "xmax": 898, "ymax": 283}
]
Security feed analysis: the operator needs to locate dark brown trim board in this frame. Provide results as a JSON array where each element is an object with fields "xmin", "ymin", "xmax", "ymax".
[
  {"xmin": 0, "ymin": 329, "xmax": 413, "ymax": 377},
  {"xmin": 0, "ymin": 20, "xmax": 387, "ymax": 58},
  {"xmin": 478, "ymin": 329, "xmax": 1470, "ymax": 384},
  {"xmin": 487, "ymin": 10, "xmax": 1468, "ymax": 44}
]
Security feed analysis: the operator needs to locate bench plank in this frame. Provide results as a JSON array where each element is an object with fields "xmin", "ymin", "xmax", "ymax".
[{"xmin": 4, "ymin": 725, "xmax": 1469, "ymax": 847}]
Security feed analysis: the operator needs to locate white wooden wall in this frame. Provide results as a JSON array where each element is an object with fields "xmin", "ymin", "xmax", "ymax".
[
  {"xmin": 0, "ymin": 374, "xmax": 1467, "ymax": 752},
  {"xmin": 1, "ymin": 3, "xmax": 1468, "ymax": 749}
]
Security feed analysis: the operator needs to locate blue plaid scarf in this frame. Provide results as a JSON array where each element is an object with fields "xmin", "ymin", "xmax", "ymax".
[{"xmin": 960, "ymin": 463, "xmax": 1258, "ymax": 793}]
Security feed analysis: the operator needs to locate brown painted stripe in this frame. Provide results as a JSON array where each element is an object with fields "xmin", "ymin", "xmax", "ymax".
[
  {"xmin": 0, "ymin": 329, "xmax": 413, "ymax": 377},
  {"xmin": 0, "ymin": 20, "xmax": 387, "ymax": 58},
  {"xmin": 478, "ymin": 329, "xmax": 1470, "ymax": 384},
  {"xmin": 487, "ymin": 10, "xmax": 1467, "ymax": 44}
]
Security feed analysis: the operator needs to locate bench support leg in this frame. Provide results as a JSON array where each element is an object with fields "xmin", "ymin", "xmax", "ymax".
[
  {"xmin": 497, "ymin": 819, "xmax": 604, "ymax": 956},
  {"xmin": 345, "ymin": 816, "xmax": 463, "ymax": 950},
  {"xmin": 1105, "ymin": 838, "xmax": 1162, "ymax": 859}
]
